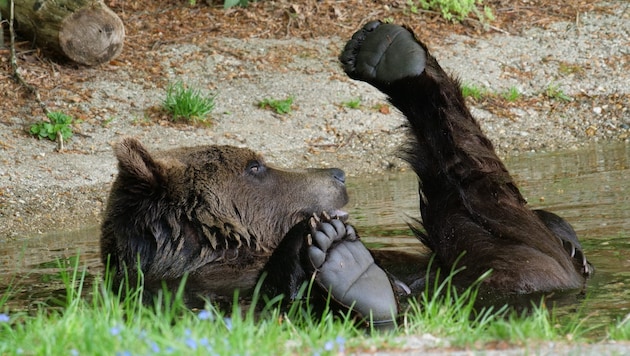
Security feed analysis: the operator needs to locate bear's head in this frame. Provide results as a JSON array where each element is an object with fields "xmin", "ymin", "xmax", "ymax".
[{"xmin": 100, "ymin": 138, "xmax": 348, "ymax": 289}]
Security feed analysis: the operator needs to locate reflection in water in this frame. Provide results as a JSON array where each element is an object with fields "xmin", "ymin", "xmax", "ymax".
[
  {"xmin": 0, "ymin": 227, "xmax": 101, "ymax": 310},
  {"xmin": 1, "ymin": 143, "xmax": 629, "ymax": 328}
]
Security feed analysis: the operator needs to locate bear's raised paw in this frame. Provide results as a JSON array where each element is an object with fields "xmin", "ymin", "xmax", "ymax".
[
  {"xmin": 306, "ymin": 213, "xmax": 398, "ymax": 323},
  {"xmin": 339, "ymin": 20, "xmax": 427, "ymax": 86}
]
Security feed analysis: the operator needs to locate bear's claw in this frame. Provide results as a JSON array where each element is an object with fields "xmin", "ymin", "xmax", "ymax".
[
  {"xmin": 339, "ymin": 20, "xmax": 427, "ymax": 85},
  {"xmin": 306, "ymin": 213, "xmax": 397, "ymax": 322}
]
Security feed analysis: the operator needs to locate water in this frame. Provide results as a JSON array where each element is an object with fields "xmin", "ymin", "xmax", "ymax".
[{"xmin": 1, "ymin": 142, "xmax": 629, "ymax": 329}]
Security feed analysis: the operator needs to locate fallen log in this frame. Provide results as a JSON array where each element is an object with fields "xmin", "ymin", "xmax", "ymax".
[{"xmin": 0, "ymin": 0, "xmax": 124, "ymax": 65}]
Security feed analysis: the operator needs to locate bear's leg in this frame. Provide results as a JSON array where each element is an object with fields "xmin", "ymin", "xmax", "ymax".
[
  {"xmin": 340, "ymin": 21, "xmax": 590, "ymax": 293},
  {"xmin": 305, "ymin": 213, "xmax": 399, "ymax": 323},
  {"xmin": 340, "ymin": 20, "xmax": 506, "ymax": 196},
  {"xmin": 260, "ymin": 221, "xmax": 310, "ymax": 301}
]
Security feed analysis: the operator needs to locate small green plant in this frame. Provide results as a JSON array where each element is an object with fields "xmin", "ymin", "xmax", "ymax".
[
  {"xmin": 163, "ymin": 81, "xmax": 215, "ymax": 123},
  {"xmin": 558, "ymin": 62, "xmax": 584, "ymax": 76},
  {"xmin": 258, "ymin": 96, "xmax": 294, "ymax": 114},
  {"xmin": 461, "ymin": 83, "xmax": 486, "ymax": 100},
  {"xmin": 102, "ymin": 116, "xmax": 116, "ymax": 128},
  {"xmin": 545, "ymin": 84, "xmax": 572, "ymax": 102},
  {"xmin": 407, "ymin": 0, "xmax": 494, "ymax": 23},
  {"xmin": 224, "ymin": 0, "xmax": 252, "ymax": 9},
  {"xmin": 501, "ymin": 86, "xmax": 521, "ymax": 102},
  {"xmin": 30, "ymin": 111, "xmax": 74, "ymax": 141},
  {"xmin": 342, "ymin": 98, "xmax": 362, "ymax": 109}
]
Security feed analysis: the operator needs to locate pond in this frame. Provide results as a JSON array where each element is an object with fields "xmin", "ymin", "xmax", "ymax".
[{"xmin": 1, "ymin": 142, "xmax": 629, "ymax": 333}]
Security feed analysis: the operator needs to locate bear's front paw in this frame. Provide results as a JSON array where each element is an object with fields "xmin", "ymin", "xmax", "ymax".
[
  {"xmin": 306, "ymin": 213, "xmax": 398, "ymax": 323},
  {"xmin": 561, "ymin": 239, "xmax": 594, "ymax": 278},
  {"xmin": 339, "ymin": 20, "xmax": 427, "ymax": 85}
]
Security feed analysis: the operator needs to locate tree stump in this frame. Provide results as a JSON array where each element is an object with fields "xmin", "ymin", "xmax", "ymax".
[{"xmin": 0, "ymin": 0, "xmax": 125, "ymax": 66}]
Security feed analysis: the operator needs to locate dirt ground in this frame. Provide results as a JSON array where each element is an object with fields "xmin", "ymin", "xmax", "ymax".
[{"xmin": 0, "ymin": 0, "xmax": 628, "ymax": 241}]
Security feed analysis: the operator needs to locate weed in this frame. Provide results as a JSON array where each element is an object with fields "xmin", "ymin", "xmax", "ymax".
[
  {"xmin": 407, "ymin": 0, "xmax": 494, "ymax": 23},
  {"xmin": 502, "ymin": 86, "xmax": 521, "ymax": 102},
  {"xmin": 342, "ymin": 98, "xmax": 362, "ymax": 109},
  {"xmin": 163, "ymin": 81, "xmax": 215, "ymax": 123},
  {"xmin": 224, "ymin": 0, "xmax": 252, "ymax": 9},
  {"xmin": 29, "ymin": 111, "xmax": 74, "ymax": 141},
  {"xmin": 102, "ymin": 117, "xmax": 116, "ymax": 128},
  {"xmin": 545, "ymin": 84, "xmax": 572, "ymax": 102},
  {"xmin": 558, "ymin": 62, "xmax": 584, "ymax": 76},
  {"xmin": 462, "ymin": 84, "xmax": 524, "ymax": 102},
  {"xmin": 258, "ymin": 96, "xmax": 294, "ymax": 114},
  {"xmin": 461, "ymin": 83, "xmax": 486, "ymax": 100}
]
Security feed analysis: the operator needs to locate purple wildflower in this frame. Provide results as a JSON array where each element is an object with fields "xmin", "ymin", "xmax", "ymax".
[
  {"xmin": 223, "ymin": 317, "xmax": 233, "ymax": 331},
  {"xmin": 198, "ymin": 310, "xmax": 213, "ymax": 321}
]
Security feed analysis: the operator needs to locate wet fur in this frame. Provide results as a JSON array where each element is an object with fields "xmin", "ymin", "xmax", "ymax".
[
  {"xmin": 340, "ymin": 22, "xmax": 592, "ymax": 294},
  {"xmin": 101, "ymin": 138, "xmax": 348, "ymax": 306}
]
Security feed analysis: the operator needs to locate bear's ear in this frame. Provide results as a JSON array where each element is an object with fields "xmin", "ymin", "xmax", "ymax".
[{"xmin": 114, "ymin": 138, "xmax": 166, "ymax": 188}]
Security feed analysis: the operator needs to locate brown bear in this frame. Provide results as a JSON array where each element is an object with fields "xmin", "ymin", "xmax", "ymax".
[
  {"xmin": 100, "ymin": 138, "xmax": 400, "ymax": 322},
  {"xmin": 338, "ymin": 21, "xmax": 593, "ymax": 294},
  {"xmin": 101, "ymin": 21, "xmax": 594, "ymax": 326}
]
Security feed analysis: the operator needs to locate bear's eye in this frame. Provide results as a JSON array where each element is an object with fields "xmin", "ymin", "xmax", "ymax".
[{"xmin": 246, "ymin": 160, "xmax": 266, "ymax": 175}]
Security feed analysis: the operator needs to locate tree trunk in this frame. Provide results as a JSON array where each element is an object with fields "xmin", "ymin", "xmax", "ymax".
[{"xmin": 0, "ymin": 0, "xmax": 125, "ymax": 66}]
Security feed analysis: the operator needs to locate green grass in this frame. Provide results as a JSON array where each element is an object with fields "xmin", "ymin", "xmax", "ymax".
[
  {"xmin": 258, "ymin": 96, "xmax": 294, "ymax": 114},
  {"xmin": 461, "ymin": 82, "xmax": 487, "ymax": 100},
  {"xmin": 342, "ymin": 98, "xmax": 362, "ymax": 109},
  {"xmin": 403, "ymin": 268, "xmax": 501, "ymax": 342},
  {"xmin": 462, "ymin": 84, "xmax": 522, "ymax": 102},
  {"xmin": 501, "ymin": 86, "xmax": 521, "ymax": 102},
  {"xmin": 608, "ymin": 314, "xmax": 630, "ymax": 340},
  {"xmin": 407, "ymin": 0, "xmax": 494, "ymax": 23},
  {"xmin": 223, "ymin": 0, "xmax": 254, "ymax": 8},
  {"xmin": 460, "ymin": 82, "xmax": 577, "ymax": 105},
  {"xmin": 1, "ymin": 258, "xmax": 628, "ymax": 355},
  {"xmin": 163, "ymin": 81, "xmax": 216, "ymax": 124},
  {"xmin": 400, "ymin": 264, "xmax": 606, "ymax": 347},
  {"xmin": 545, "ymin": 83, "xmax": 572, "ymax": 102}
]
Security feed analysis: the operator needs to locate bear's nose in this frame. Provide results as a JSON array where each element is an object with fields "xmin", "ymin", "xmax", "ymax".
[{"xmin": 331, "ymin": 168, "xmax": 346, "ymax": 184}]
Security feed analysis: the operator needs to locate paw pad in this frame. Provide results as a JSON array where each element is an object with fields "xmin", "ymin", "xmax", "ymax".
[
  {"xmin": 340, "ymin": 21, "xmax": 427, "ymax": 85},
  {"xmin": 306, "ymin": 213, "xmax": 397, "ymax": 322}
]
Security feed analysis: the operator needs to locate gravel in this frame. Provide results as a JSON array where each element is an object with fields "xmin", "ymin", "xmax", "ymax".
[{"xmin": 0, "ymin": 6, "xmax": 628, "ymax": 240}]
